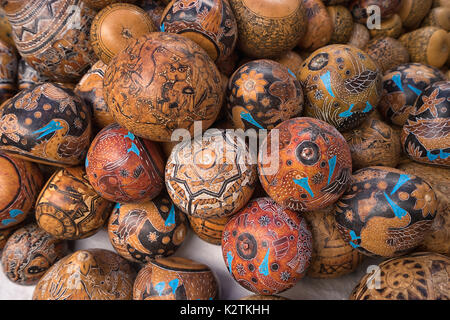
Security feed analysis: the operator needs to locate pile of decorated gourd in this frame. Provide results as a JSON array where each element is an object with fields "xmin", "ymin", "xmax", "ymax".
[{"xmin": 0, "ymin": 0, "xmax": 448, "ymax": 301}]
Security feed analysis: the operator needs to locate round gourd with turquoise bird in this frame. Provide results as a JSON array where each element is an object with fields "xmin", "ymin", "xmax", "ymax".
[
  {"xmin": 299, "ymin": 44, "xmax": 382, "ymax": 132},
  {"xmin": 334, "ymin": 166, "xmax": 438, "ymax": 258}
]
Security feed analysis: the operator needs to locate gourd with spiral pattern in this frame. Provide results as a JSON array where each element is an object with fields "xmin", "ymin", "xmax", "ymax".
[
  {"xmin": 86, "ymin": 123, "xmax": 165, "ymax": 203},
  {"xmin": 133, "ymin": 256, "xmax": 219, "ymax": 300},
  {"xmin": 334, "ymin": 166, "xmax": 438, "ymax": 258},
  {"xmin": 1, "ymin": 223, "xmax": 68, "ymax": 285},
  {"xmin": 0, "ymin": 0, "xmax": 98, "ymax": 82},
  {"xmin": 0, "ymin": 39, "xmax": 17, "ymax": 105},
  {"xmin": 0, "ymin": 153, "xmax": 43, "ymax": 229},
  {"xmin": 107, "ymin": 195, "xmax": 188, "ymax": 263},
  {"xmin": 227, "ymin": 59, "xmax": 304, "ymax": 131},
  {"xmin": 379, "ymin": 63, "xmax": 446, "ymax": 127},
  {"xmin": 350, "ymin": 252, "xmax": 450, "ymax": 300},
  {"xmin": 401, "ymin": 81, "xmax": 450, "ymax": 167},
  {"xmin": 221, "ymin": 197, "xmax": 313, "ymax": 295},
  {"xmin": 35, "ymin": 167, "xmax": 113, "ymax": 240},
  {"xmin": 0, "ymin": 83, "xmax": 92, "ymax": 167},
  {"xmin": 258, "ymin": 117, "xmax": 352, "ymax": 212},
  {"xmin": 160, "ymin": 0, "xmax": 238, "ymax": 63},
  {"xmin": 74, "ymin": 60, "xmax": 115, "ymax": 129},
  {"xmin": 228, "ymin": 0, "xmax": 307, "ymax": 58},
  {"xmin": 165, "ymin": 129, "xmax": 257, "ymax": 219},
  {"xmin": 304, "ymin": 206, "xmax": 364, "ymax": 279},
  {"xmin": 299, "ymin": 45, "xmax": 382, "ymax": 132},
  {"xmin": 350, "ymin": 0, "xmax": 402, "ymax": 24},
  {"xmin": 103, "ymin": 32, "xmax": 223, "ymax": 142},
  {"xmin": 33, "ymin": 249, "xmax": 136, "ymax": 300},
  {"xmin": 90, "ymin": 3, "xmax": 157, "ymax": 64}
]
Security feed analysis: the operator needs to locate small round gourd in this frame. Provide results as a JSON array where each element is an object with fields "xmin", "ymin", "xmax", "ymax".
[
  {"xmin": 228, "ymin": 0, "xmax": 307, "ymax": 58},
  {"xmin": 304, "ymin": 206, "xmax": 364, "ymax": 279},
  {"xmin": 35, "ymin": 167, "xmax": 113, "ymax": 240},
  {"xmin": 86, "ymin": 123, "xmax": 165, "ymax": 203},
  {"xmin": 258, "ymin": 117, "xmax": 352, "ymax": 212},
  {"xmin": 299, "ymin": 44, "xmax": 382, "ymax": 132},
  {"xmin": 0, "ymin": 0, "xmax": 98, "ymax": 82},
  {"xmin": 401, "ymin": 81, "xmax": 450, "ymax": 167},
  {"xmin": 227, "ymin": 59, "xmax": 304, "ymax": 131},
  {"xmin": 350, "ymin": 252, "xmax": 450, "ymax": 300},
  {"xmin": 364, "ymin": 37, "xmax": 410, "ymax": 74},
  {"xmin": 1, "ymin": 223, "xmax": 68, "ymax": 285},
  {"xmin": 165, "ymin": 129, "xmax": 257, "ymax": 219},
  {"xmin": 221, "ymin": 197, "xmax": 312, "ymax": 295},
  {"xmin": 379, "ymin": 63, "xmax": 445, "ymax": 127},
  {"xmin": 90, "ymin": 3, "xmax": 157, "ymax": 64},
  {"xmin": 160, "ymin": 0, "xmax": 238, "ymax": 62}
]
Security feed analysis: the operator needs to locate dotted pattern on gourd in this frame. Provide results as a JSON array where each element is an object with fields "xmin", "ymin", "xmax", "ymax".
[
  {"xmin": 35, "ymin": 167, "xmax": 113, "ymax": 240},
  {"xmin": 227, "ymin": 59, "xmax": 303, "ymax": 131}
]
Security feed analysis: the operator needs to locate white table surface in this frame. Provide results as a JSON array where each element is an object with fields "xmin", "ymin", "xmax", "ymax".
[{"xmin": 0, "ymin": 227, "xmax": 383, "ymax": 300}]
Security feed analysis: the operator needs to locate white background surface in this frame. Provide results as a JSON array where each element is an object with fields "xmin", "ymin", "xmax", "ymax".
[{"xmin": 0, "ymin": 226, "xmax": 383, "ymax": 300}]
